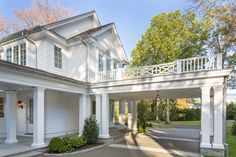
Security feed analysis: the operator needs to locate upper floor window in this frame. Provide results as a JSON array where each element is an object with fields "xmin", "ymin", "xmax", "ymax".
[
  {"xmin": 0, "ymin": 97, "xmax": 4, "ymax": 118},
  {"xmin": 54, "ymin": 45, "xmax": 62, "ymax": 69},
  {"xmin": 99, "ymin": 54, "xmax": 104, "ymax": 72},
  {"xmin": 6, "ymin": 48, "xmax": 12, "ymax": 62},
  {"xmin": 106, "ymin": 58, "xmax": 111, "ymax": 72},
  {"xmin": 20, "ymin": 43, "xmax": 26, "ymax": 66},
  {"xmin": 113, "ymin": 59, "xmax": 119, "ymax": 69},
  {"xmin": 13, "ymin": 45, "xmax": 19, "ymax": 64}
]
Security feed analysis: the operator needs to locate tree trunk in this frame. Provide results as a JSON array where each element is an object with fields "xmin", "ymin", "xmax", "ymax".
[
  {"xmin": 156, "ymin": 101, "xmax": 159, "ymax": 122},
  {"xmin": 166, "ymin": 99, "xmax": 170, "ymax": 124}
]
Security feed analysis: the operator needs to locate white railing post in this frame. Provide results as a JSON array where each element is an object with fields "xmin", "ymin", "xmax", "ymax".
[
  {"xmin": 216, "ymin": 53, "xmax": 223, "ymax": 70},
  {"xmin": 176, "ymin": 59, "xmax": 182, "ymax": 73},
  {"xmin": 116, "ymin": 69, "xmax": 123, "ymax": 80}
]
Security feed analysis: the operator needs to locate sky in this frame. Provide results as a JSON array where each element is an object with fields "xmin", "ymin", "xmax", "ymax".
[{"xmin": 0, "ymin": 0, "xmax": 193, "ymax": 60}]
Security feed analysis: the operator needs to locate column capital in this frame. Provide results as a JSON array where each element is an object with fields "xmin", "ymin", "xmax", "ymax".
[
  {"xmin": 200, "ymin": 86, "xmax": 212, "ymax": 91},
  {"xmin": 34, "ymin": 87, "xmax": 45, "ymax": 92},
  {"xmin": 213, "ymin": 85, "xmax": 224, "ymax": 91}
]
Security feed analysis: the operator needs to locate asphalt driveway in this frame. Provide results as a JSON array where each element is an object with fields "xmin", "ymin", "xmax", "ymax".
[{"xmin": 70, "ymin": 126, "xmax": 201, "ymax": 157}]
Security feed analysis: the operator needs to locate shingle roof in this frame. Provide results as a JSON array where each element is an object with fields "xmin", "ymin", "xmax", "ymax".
[{"xmin": 67, "ymin": 23, "xmax": 113, "ymax": 43}]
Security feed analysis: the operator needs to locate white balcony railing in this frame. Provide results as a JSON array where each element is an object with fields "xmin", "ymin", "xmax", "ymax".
[{"xmin": 97, "ymin": 53, "xmax": 223, "ymax": 82}]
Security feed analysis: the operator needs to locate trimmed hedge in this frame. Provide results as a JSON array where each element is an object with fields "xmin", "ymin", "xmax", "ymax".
[{"xmin": 48, "ymin": 135, "xmax": 87, "ymax": 153}]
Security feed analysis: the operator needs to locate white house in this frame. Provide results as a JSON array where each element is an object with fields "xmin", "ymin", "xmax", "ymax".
[{"xmin": 0, "ymin": 10, "xmax": 232, "ymax": 157}]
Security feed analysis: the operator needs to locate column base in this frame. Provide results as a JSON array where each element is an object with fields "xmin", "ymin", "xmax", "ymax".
[
  {"xmin": 200, "ymin": 147, "xmax": 225, "ymax": 157},
  {"xmin": 31, "ymin": 143, "xmax": 46, "ymax": 148},
  {"xmin": 5, "ymin": 139, "xmax": 18, "ymax": 144},
  {"xmin": 99, "ymin": 134, "xmax": 110, "ymax": 139},
  {"xmin": 213, "ymin": 143, "xmax": 225, "ymax": 149},
  {"xmin": 200, "ymin": 142, "xmax": 211, "ymax": 148}
]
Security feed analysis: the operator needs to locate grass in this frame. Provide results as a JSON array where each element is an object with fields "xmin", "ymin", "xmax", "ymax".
[
  {"xmin": 150, "ymin": 120, "xmax": 200, "ymax": 128},
  {"xmin": 150, "ymin": 120, "xmax": 236, "ymax": 157},
  {"xmin": 226, "ymin": 121, "xmax": 236, "ymax": 157}
]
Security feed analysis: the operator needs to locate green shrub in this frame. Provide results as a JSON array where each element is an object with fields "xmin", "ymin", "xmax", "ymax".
[
  {"xmin": 231, "ymin": 122, "xmax": 236, "ymax": 135},
  {"xmin": 83, "ymin": 115, "xmax": 99, "ymax": 144},
  {"xmin": 147, "ymin": 122, "xmax": 153, "ymax": 127},
  {"xmin": 63, "ymin": 134, "xmax": 87, "ymax": 152},
  {"xmin": 48, "ymin": 137, "xmax": 66, "ymax": 153}
]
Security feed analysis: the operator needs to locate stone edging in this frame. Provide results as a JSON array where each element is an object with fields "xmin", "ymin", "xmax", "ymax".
[{"xmin": 43, "ymin": 144, "xmax": 105, "ymax": 157}]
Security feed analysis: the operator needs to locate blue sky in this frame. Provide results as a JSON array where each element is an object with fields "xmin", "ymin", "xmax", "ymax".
[{"xmin": 0, "ymin": 0, "xmax": 192, "ymax": 59}]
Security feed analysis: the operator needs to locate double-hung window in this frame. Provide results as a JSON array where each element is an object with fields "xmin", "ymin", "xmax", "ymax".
[
  {"xmin": 54, "ymin": 45, "xmax": 62, "ymax": 69},
  {"xmin": 6, "ymin": 48, "xmax": 12, "ymax": 62},
  {"xmin": 99, "ymin": 54, "xmax": 104, "ymax": 72},
  {"xmin": 20, "ymin": 43, "xmax": 26, "ymax": 66},
  {"xmin": 13, "ymin": 45, "xmax": 19, "ymax": 64},
  {"xmin": 0, "ymin": 98, "xmax": 4, "ymax": 118}
]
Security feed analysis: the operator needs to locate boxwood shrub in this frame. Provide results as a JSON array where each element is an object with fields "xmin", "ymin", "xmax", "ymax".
[{"xmin": 48, "ymin": 135, "xmax": 87, "ymax": 153}]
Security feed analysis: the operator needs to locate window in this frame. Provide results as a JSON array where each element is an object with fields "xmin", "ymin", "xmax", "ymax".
[
  {"xmin": 99, "ymin": 54, "xmax": 104, "ymax": 72},
  {"xmin": 29, "ymin": 99, "xmax": 33, "ymax": 124},
  {"xmin": 0, "ymin": 98, "xmax": 4, "ymax": 118},
  {"xmin": 106, "ymin": 58, "xmax": 111, "ymax": 72},
  {"xmin": 54, "ymin": 46, "xmax": 62, "ymax": 69},
  {"xmin": 20, "ymin": 43, "xmax": 26, "ymax": 65},
  {"xmin": 13, "ymin": 45, "xmax": 19, "ymax": 64},
  {"xmin": 113, "ymin": 60, "xmax": 119, "ymax": 69},
  {"xmin": 6, "ymin": 48, "xmax": 12, "ymax": 62}
]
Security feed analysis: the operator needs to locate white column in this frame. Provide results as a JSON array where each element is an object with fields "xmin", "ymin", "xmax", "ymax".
[
  {"xmin": 31, "ymin": 87, "xmax": 45, "ymax": 148},
  {"xmin": 79, "ymin": 94, "xmax": 87, "ymax": 135},
  {"xmin": 128, "ymin": 100, "xmax": 132, "ymax": 130},
  {"xmin": 119, "ymin": 100, "xmax": 125, "ymax": 126},
  {"xmin": 95, "ymin": 94, "xmax": 102, "ymax": 136},
  {"xmin": 200, "ymin": 86, "xmax": 212, "ymax": 149},
  {"xmin": 5, "ymin": 91, "xmax": 18, "ymax": 144},
  {"xmin": 132, "ymin": 101, "xmax": 137, "ymax": 132},
  {"xmin": 100, "ymin": 93, "xmax": 110, "ymax": 138},
  {"xmin": 86, "ymin": 95, "xmax": 91, "ymax": 116},
  {"xmin": 128, "ymin": 100, "xmax": 137, "ymax": 131},
  {"xmin": 213, "ymin": 85, "xmax": 224, "ymax": 149}
]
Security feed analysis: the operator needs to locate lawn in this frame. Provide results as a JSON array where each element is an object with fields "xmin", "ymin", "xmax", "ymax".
[
  {"xmin": 150, "ymin": 120, "xmax": 200, "ymax": 128},
  {"xmin": 226, "ymin": 121, "xmax": 236, "ymax": 157},
  {"xmin": 150, "ymin": 120, "xmax": 236, "ymax": 157}
]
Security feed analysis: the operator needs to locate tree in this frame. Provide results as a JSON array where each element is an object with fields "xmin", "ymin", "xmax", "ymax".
[
  {"xmin": 190, "ymin": 0, "xmax": 236, "ymax": 67},
  {"xmin": 131, "ymin": 10, "xmax": 210, "ymax": 67},
  {"xmin": 0, "ymin": 0, "xmax": 74, "ymax": 37}
]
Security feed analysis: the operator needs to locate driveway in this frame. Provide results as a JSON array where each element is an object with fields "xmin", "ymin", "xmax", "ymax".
[{"xmin": 70, "ymin": 126, "xmax": 201, "ymax": 157}]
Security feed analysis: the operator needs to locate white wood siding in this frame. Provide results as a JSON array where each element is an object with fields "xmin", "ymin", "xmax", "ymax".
[
  {"xmin": 45, "ymin": 90, "xmax": 79, "ymax": 138},
  {"xmin": 88, "ymin": 45, "xmax": 97, "ymax": 82},
  {"xmin": 68, "ymin": 45, "xmax": 87, "ymax": 81},
  {"xmin": 51, "ymin": 17, "xmax": 99, "ymax": 39}
]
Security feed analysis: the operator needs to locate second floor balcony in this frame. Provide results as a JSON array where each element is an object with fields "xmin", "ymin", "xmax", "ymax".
[{"xmin": 97, "ymin": 53, "xmax": 223, "ymax": 82}]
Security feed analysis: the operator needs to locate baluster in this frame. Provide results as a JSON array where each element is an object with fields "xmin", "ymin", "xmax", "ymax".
[
  {"xmin": 193, "ymin": 59, "xmax": 196, "ymax": 71},
  {"xmin": 201, "ymin": 58, "xmax": 203, "ymax": 70},
  {"xmin": 190, "ymin": 60, "xmax": 192, "ymax": 71}
]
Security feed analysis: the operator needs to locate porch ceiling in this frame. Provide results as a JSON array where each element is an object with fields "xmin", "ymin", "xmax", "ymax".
[{"xmin": 109, "ymin": 88, "xmax": 201, "ymax": 100}]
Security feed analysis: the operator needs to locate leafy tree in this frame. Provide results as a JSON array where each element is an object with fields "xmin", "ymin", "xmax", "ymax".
[
  {"xmin": 0, "ymin": 0, "xmax": 74, "ymax": 37},
  {"xmin": 131, "ymin": 10, "xmax": 210, "ymax": 67}
]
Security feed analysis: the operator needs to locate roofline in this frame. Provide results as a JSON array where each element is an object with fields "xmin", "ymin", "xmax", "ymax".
[
  {"xmin": 44, "ymin": 10, "xmax": 101, "ymax": 29},
  {"xmin": 0, "ymin": 59, "xmax": 89, "ymax": 86}
]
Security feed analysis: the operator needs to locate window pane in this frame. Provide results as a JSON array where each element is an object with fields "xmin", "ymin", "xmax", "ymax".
[
  {"xmin": 0, "ymin": 97, "xmax": 4, "ymax": 118},
  {"xmin": 54, "ymin": 46, "xmax": 62, "ymax": 69},
  {"xmin": 13, "ymin": 46, "xmax": 19, "ymax": 64},
  {"xmin": 6, "ymin": 48, "xmax": 12, "ymax": 62},
  {"xmin": 20, "ymin": 43, "xmax": 26, "ymax": 66},
  {"xmin": 99, "ymin": 54, "xmax": 103, "ymax": 72}
]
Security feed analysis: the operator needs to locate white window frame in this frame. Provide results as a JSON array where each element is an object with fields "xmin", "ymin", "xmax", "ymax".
[
  {"xmin": 20, "ymin": 43, "xmax": 26, "ymax": 66},
  {"xmin": 54, "ymin": 45, "xmax": 62, "ymax": 69},
  {"xmin": 13, "ymin": 45, "xmax": 19, "ymax": 64},
  {"xmin": 6, "ymin": 48, "xmax": 12, "ymax": 62}
]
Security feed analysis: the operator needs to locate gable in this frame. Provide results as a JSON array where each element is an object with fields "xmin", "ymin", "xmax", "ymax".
[
  {"xmin": 44, "ymin": 11, "xmax": 101, "ymax": 39},
  {"xmin": 93, "ymin": 25, "xmax": 128, "ymax": 62}
]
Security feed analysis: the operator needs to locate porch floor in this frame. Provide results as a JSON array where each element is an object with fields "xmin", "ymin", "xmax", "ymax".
[{"xmin": 0, "ymin": 136, "xmax": 49, "ymax": 157}]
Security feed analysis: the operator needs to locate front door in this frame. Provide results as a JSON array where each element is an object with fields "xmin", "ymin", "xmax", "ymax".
[{"xmin": 27, "ymin": 98, "xmax": 33, "ymax": 134}]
